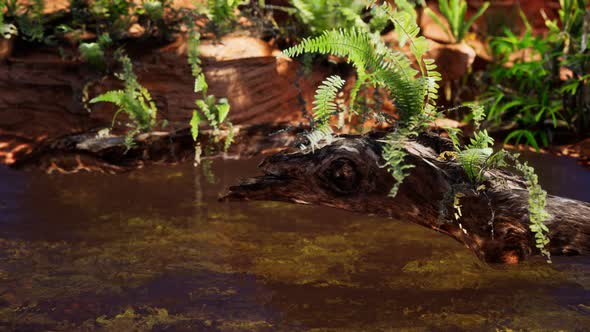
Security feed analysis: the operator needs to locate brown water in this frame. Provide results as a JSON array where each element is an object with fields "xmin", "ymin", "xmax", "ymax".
[{"xmin": 0, "ymin": 156, "xmax": 590, "ymax": 331}]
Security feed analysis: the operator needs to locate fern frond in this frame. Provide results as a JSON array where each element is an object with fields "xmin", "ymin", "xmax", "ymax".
[
  {"xmin": 381, "ymin": 131, "xmax": 415, "ymax": 197},
  {"xmin": 90, "ymin": 90, "xmax": 125, "ymax": 105},
  {"xmin": 305, "ymin": 125, "xmax": 334, "ymax": 152},
  {"xmin": 467, "ymin": 129, "xmax": 494, "ymax": 149},
  {"xmin": 373, "ymin": 69, "xmax": 426, "ymax": 122},
  {"xmin": 458, "ymin": 147, "xmax": 493, "ymax": 183},
  {"xmin": 375, "ymin": 2, "xmax": 429, "ymax": 67},
  {"xmin": 423, "ymin": 58, "xmax": 441, "ymax": 116},
  {"xmin": 284, "ymin": 28, "xmax": 380, "ymax": 75},
  {"xmin": 312, "ymin": 75, "xmax": 346, "ymax": 125}
]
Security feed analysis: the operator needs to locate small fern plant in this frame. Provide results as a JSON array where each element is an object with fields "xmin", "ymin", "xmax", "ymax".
[
  {"xmin": 424, "ymin": 0, "xmax": 489, "ymax": 43},
  {"xmin": 440, "ymin": 117, "xmax": 551, "ymax": 262},
  {"xmin": 90, "ymin": 54, "xmax": 158, "ymax": 148},
  {"xmin": 515, "ymin": 159, "xmax": 551, "ymax": 262},
  {"xmin": 187, "ymin": 29, "xmax": 234, "ymax": 164},
  {"xmin": 285, "ymin": 0, "xmax": 441, "ymax": 196}
]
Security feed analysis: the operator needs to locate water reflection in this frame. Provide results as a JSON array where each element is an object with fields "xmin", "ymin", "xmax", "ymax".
[{"xmin": 0, "ymin": 156, "xmax": 589, "ymax": 331}]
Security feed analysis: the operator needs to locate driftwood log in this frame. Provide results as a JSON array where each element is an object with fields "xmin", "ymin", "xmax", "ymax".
[
  {"xmin": 224, "ymin": 133, "xmax": 590, "ymax": 264},
  {"xmin": 10, "ymin": 124, "xmax": 301, "ymax": 173}
]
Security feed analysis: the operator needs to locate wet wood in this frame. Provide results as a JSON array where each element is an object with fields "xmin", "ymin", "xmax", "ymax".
[
  {"xmin": 224, "ymin": 132, "xmax": 590, "ymax": 264},
  {"xmin": 11, "ymin": 123, "xmax": 301, "ymax": 174}
]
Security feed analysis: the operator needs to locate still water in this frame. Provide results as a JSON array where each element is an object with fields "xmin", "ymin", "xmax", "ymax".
[{"xmin": 0, "ymin": 154, "xmax": 589, "ymax": 331}]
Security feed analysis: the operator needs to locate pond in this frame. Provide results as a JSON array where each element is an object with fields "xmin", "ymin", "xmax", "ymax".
[{"xmin": 0, "ymin": 154, "xmax": 590, "ymax": 331}]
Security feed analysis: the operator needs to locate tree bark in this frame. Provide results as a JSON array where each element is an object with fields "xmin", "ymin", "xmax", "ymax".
[{"xmin": 224, "ymin": 132, "xmax": 590, "ymax": 264}]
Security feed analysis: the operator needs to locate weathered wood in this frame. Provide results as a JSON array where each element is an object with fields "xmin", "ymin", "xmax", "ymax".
[
  {"xmin": 224, "ymin": 133, "xmax": 590, "ymax": 263},
  {"xmin": 11, "ymin": 123, "xmax": 301, "ymax": 173}
]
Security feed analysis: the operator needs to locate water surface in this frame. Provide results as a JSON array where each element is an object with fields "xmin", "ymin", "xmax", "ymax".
[{"xmin": 0, "ymin": 156, "xmax": 589, "ymax": 331}]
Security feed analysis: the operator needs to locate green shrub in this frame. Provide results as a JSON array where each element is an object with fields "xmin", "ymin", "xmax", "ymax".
[{"xmin": 483, "ymin": 0, "xmax": 590, "ymax": 148}]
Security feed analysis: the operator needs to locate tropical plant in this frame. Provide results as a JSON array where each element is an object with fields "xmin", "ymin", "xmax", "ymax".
[
  {"xmin": 483, "ymin": 0, "xmax": 589, "ymax": 148},
  {"xmin": 187, "ymin": 29, "xmax": 234, "ymax": 164},
  {"xmin": 424, "ymin": 0, "xmax": 489, "ymax": 43},
  {"xmin": 89, "ymin": 54, "xmax": 158, "ymax": 148}
]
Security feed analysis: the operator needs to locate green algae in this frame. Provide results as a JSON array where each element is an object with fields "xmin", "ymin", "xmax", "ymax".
[{"xmin": 1, "ymin": 161, "xmax": 590, "ymax": 331}]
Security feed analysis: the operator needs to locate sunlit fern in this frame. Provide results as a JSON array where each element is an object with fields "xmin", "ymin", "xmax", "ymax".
[
  {"xmin": 187, "ymin": 29, "xmax": 233, "ymax": 162},
  {"xmin": 285, "ymin": 0, "xmax": 441, "ymax": 196},
  {"xmin": 305, "ymin": 75, "xmax": 345, "ymax": 151},
  {"xmin": 90, "ymin": 55, "xmax": 157, "ymax": 132}
]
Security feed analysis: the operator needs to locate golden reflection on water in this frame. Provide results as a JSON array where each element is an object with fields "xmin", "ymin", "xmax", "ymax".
[{"xmin": 0, "ymin": 160, "xmax": 589, "ymax": 331}]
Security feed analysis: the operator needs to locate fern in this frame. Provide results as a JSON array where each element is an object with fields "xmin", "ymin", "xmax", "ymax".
[
  {"xmin": 203, "ymin": 0, "xmax": 245, "ymax": 34},
  {"xmin": 78, "ymin": 33, "xmax": 111, "ymax": 70},
  {"xmin": 285, "ymin": 28, "xmax": 380, "ymax": 75},
  {"xmin": 311, "ymin": 75, "xmax": 346, "ymax": 125},
  {"xmin": 90, "ymin": 55, "xmax": 157, "ymax": 140},
  {"xmin": 286, "ymin": 0, "xmax": 441, "ymax": 196},
  {"xmin": 457, "ymin": 147, "xmax": 493, "ymax": 184},
  {"xmin": 441, "ymin": 119, "xmax": 551, "ymax": 261},
  {"xmin": 380, "ymin": 127, "xmax": 417, "ymax": 197},
  {"xmin": 290, "ymin": 0, "xmax": 369, "ymax": 35},
  {"xmin": 187, "ymin": 29, "xmax": 233, "ymax": 162},
  {"xmin": 302, "ymin": 75, "xmax": 346, "ymax": 150},
  {"xmin": 515, "ymin": 160, "xmax": 551, "ymax": 262}
]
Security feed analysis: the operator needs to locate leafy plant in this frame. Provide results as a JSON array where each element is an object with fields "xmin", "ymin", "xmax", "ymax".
[
  {"xmin": 443, "ymin": 128, "xmax": 507, "ymax": 184},
  {"xmin": 89, "ymin": 54, "xmax": 158, "ymax": 147},
  {"xmin": 438, "ymin": 121, "xmax": 551, "ymax": 261},
  {"xmin": 287, "ymin": 0, "xmax": 551, "ymax": 260},
  {"xmin": 78, "ymin": 33, "xmax": 112, "ymax": 70},
  {"xmin": 285, "ymin": 0, "xmax": 441, "ymax": 196},
  {"xmin": 290, "ymin": 0, "xmax": 369, "ymax": 35},
  {"xmin": 424, "ymin": 0, "xmax": 489, "ymax": 43},
  {"xmin": 187, "ymin": 29, "xmax": 233, "ymax": 164},
  {"xmin": 515, "ymin": 159, "xmax": 551, "ymax": 262},
  {"xmin": 305, "ymin": 75, "xmax": 346, "ymax": 150},
  {"xmin": 200, "ymin": 0, "xmax": 246, "ymax": 34},
  {"xmin": 483, "ymin": 0, "xmax": 590, "ymax": 148}
]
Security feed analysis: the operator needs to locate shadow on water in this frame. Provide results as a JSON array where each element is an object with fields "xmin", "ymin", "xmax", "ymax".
[{"xmin": 0, "ymin": 153, "xmax": 589, "ymax": 331}]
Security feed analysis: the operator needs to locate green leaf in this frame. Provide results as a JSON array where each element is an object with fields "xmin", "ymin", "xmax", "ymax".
[
  {"xmin": 216, "ymin": 98, "xmax": 230, "ymax": 123},
  {"xmin": 460, "ymin": 2, "xmax": 489, "ymax": 42},
  {"xmin": 194, "ymin": 73, "xmax": 208, "ymax": 94},
  {"xmin": 89, "ymin": 90, "xmax": 125, "ymax": 105},
  {"xmin": 190, "ymin": 110, "xmax": 201, "ymax": 141}
]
